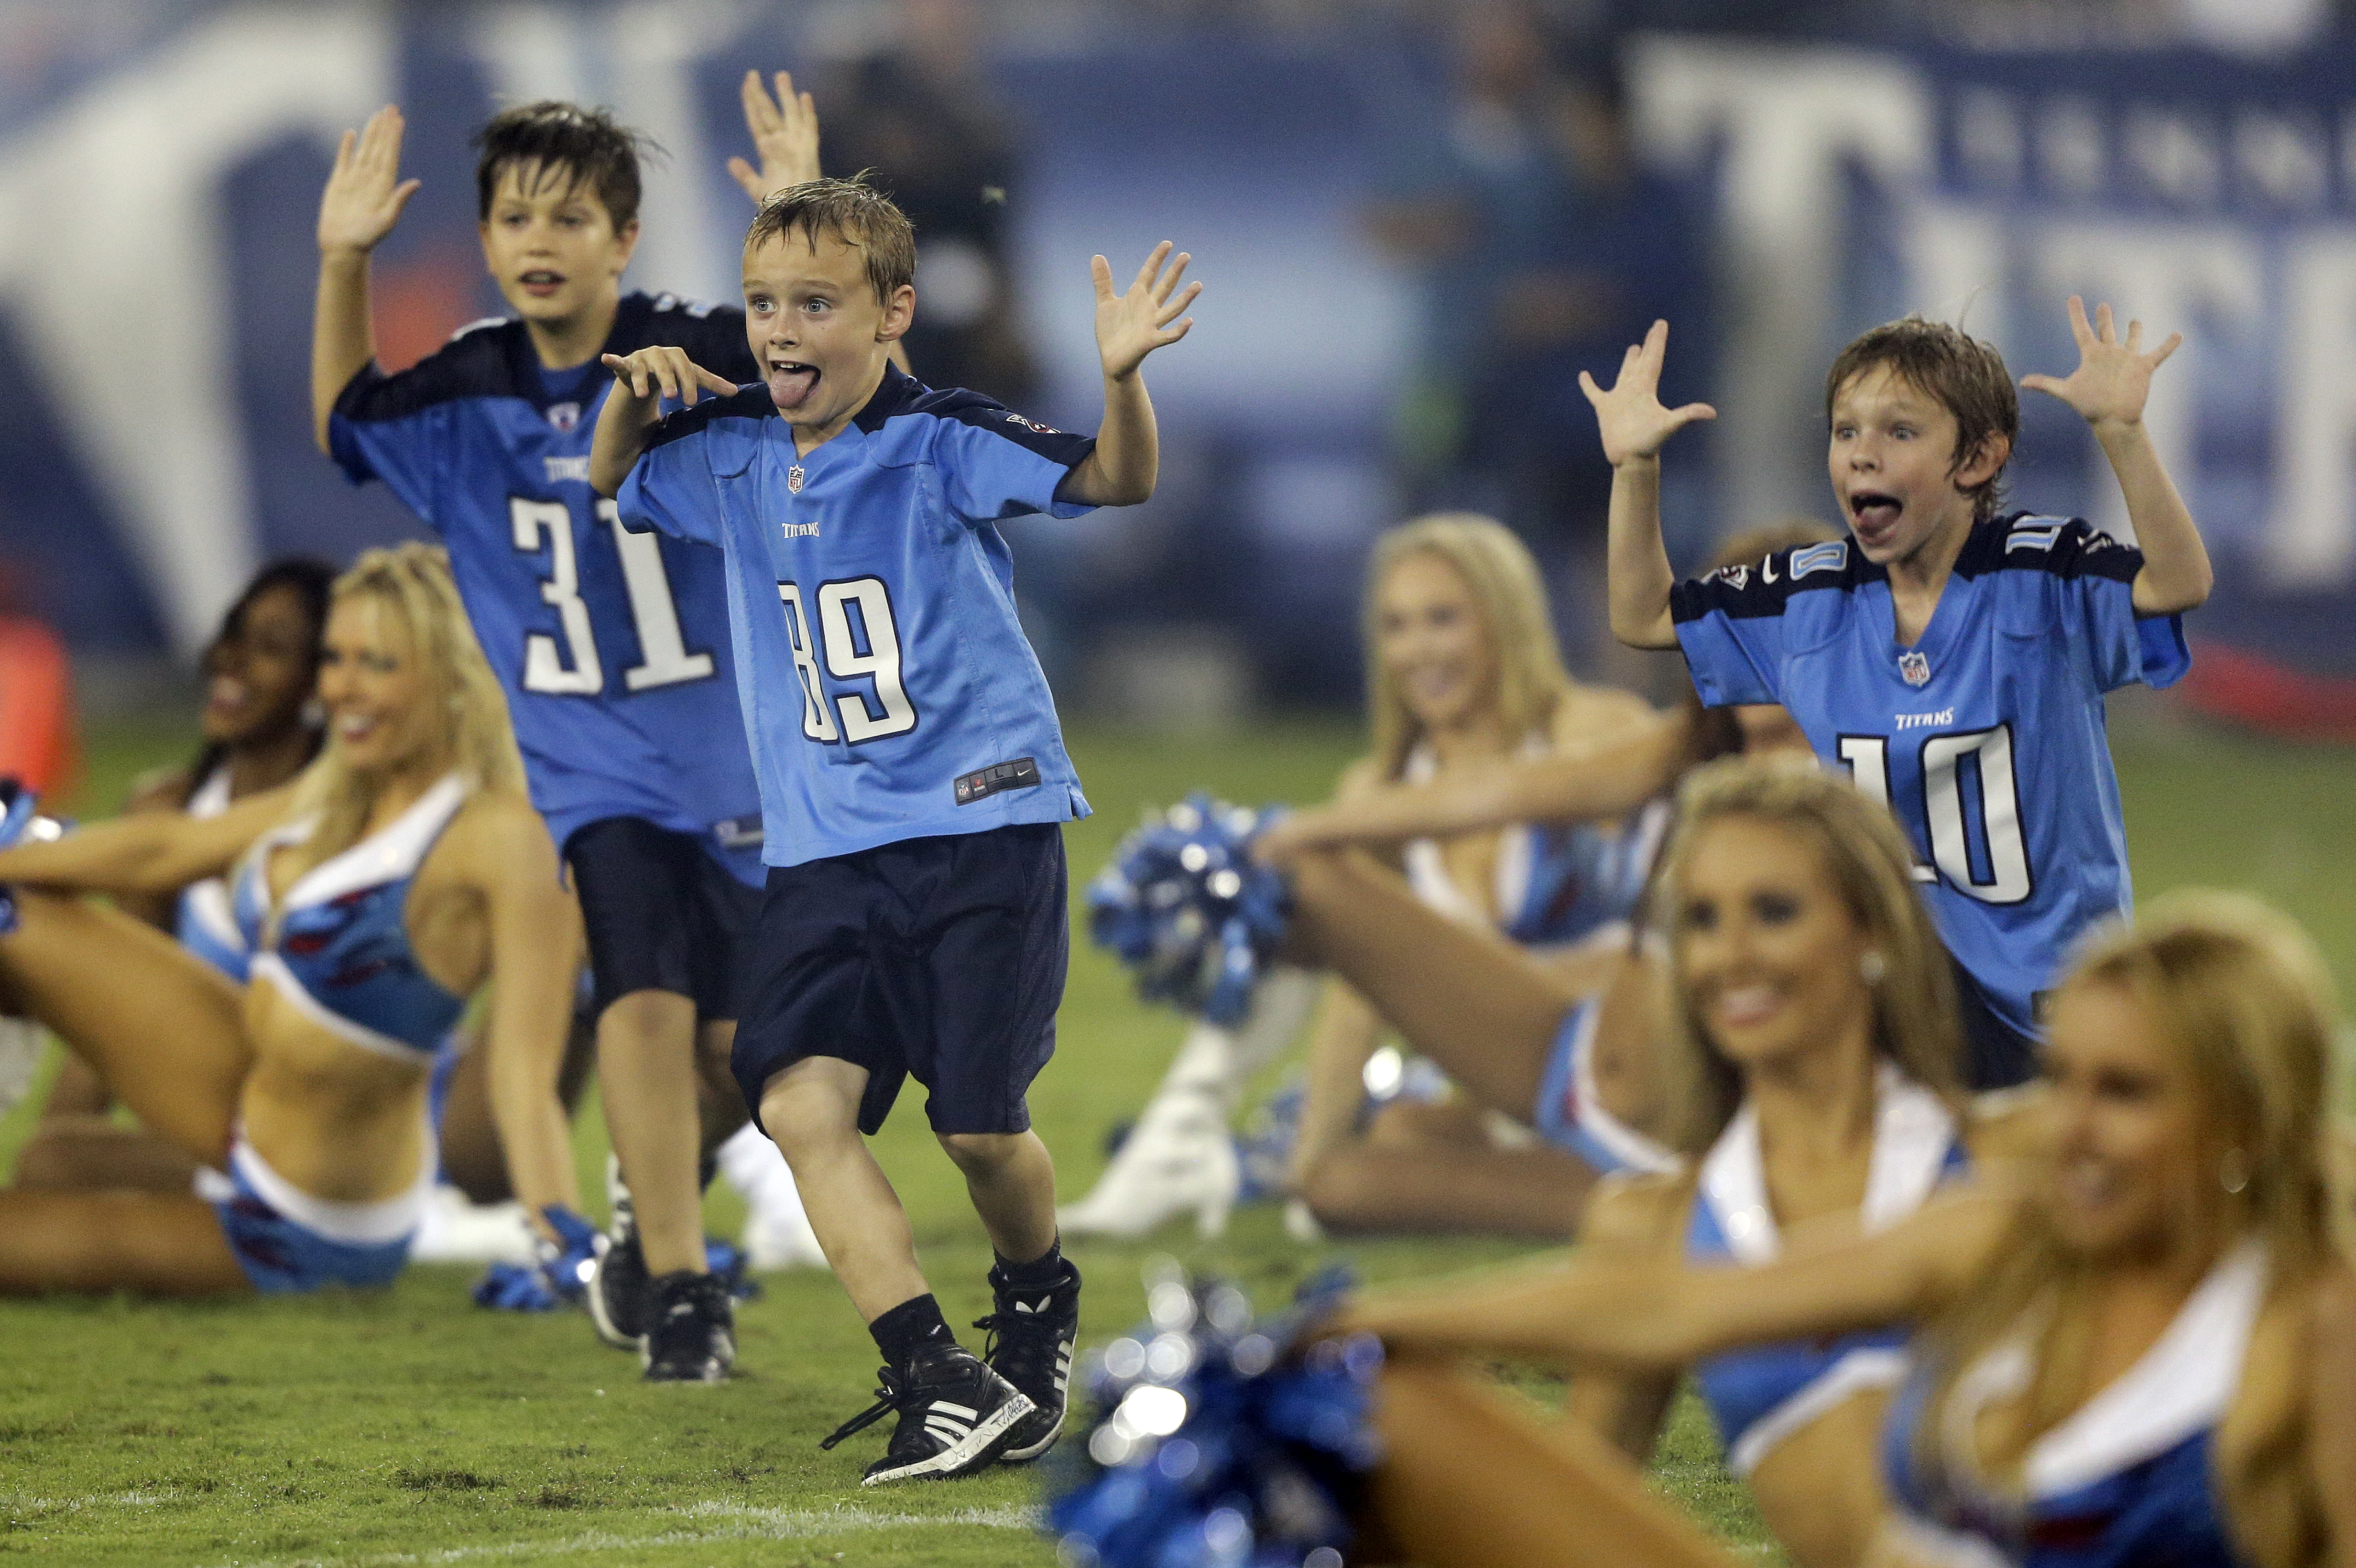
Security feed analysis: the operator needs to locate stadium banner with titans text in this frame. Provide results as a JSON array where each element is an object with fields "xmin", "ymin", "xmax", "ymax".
[{"xmin": 1631, "ymin": 37, "xmax": 2356, "ymax": 739}]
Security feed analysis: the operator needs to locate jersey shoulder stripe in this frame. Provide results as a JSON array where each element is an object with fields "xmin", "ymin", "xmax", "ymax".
[
  {"xmin": 853, "ymin": 365, "xmax": 1098, "ymax": 468},
  {"xmin": 1961, "ymin": 512, "xmax": 2143, "ymax": 586},
  {"xmin": 1670, "ymin": 537, "xmax": 1866, "ymax": 623},
  {"xmin": 607, "ymin": 292, "xmax": 762, "ymax": 384},
  {"xmin": 333, "ymin": 316, "xmax": 531, "ymax": 425},
  {"xmin": 643, "ymin": 385, "xmax": 777, "ymax": 453}
]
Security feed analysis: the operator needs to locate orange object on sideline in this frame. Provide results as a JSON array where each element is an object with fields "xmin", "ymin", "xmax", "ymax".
[{"xmin": 0, "ymin": 616, "xmax": 82, "ymax": 799}]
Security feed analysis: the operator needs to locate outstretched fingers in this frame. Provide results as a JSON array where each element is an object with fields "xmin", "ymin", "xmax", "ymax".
[
  {"xmin": 1091, "ymin": 253, "xmax": 1116, "ymax": 302},
  {"xmin": 2146, "ymin": 330, "xmax": 2183, "ymax": 368},
  {"xmin": 1155, "ymin": 279, "xmax": 1203, "ymax": 328},
  {"xmin": 1133, "ymin": 240, "xmax": 1176, "ymax": 295}
]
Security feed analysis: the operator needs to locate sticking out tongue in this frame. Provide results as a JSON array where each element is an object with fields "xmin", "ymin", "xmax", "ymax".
[
  {"xmin": 767, "ymin": 363, "xmax": 818, "ymax": 411},
  {"xmin": 1852, "ymin": 494, "xmax": 1902, "ymax": 539}
]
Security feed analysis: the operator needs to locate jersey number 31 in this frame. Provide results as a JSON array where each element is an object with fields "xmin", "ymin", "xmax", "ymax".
[{"xmin": 510, "ymin": 498, "xmax": 714, "ymax": 695}]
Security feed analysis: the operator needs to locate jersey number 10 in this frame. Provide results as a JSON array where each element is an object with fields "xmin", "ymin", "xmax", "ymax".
[
  {"xmin": 509, "ymin": 498, "xmax": 715, "ymax": 696},
  {"xmin": 1839, "ymin": 725, "xmax": 2031, "ymax": 905}
]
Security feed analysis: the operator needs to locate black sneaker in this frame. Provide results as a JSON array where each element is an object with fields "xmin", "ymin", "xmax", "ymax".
[
  {"xmin": 585, "ymin": 1157, "xmax": 650, "ymax": 1350},
  {"xmin": 641, "ymin": 1270, "xmax": 735, "ymax": 1383},
  {"xmin": 975, "ymin": 1259, "xmax": 1080, "ymax": 1463},
  {"xmin": 820, "ymin": 1345, "xmax": 1034, "ymax": 1485}
]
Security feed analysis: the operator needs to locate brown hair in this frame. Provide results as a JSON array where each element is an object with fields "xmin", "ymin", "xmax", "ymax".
[
  {"xmin": 1918, "ymin": 891, "xmax": 2344, "ymax": 1503},
  {"xmin": 1362, "ymin": 514, "xmax": 1572, "ymax": 783},
  {"xmin": 1825, "ymin": 317, "xmax": 2019, "ymax": 523},
  {"xmin": 473, "ymin": 102, "xmax": 653, "ymax": 230},
  {"xmin": 1655, "ymin": 753, "xmax": 1964, "ymax": 1154},
  {"xmin": 745, "ymin": 176, "xmax": 916, "ymax": 308}
]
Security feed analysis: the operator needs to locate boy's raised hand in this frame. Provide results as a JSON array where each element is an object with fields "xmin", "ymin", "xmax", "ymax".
[
  {"xmin": 2020, "ymin": 295, "xmax": 2179, "ymax": 430},
  {"xmin": 728, "ymin": 69, "xmax": 821, "ymax": 204},
  {"xmin": 1580, "ymin": 319, "xmax": 1715, "ymax": 466},
  {"xmin": 1094, "ymin": 242, "xmax": 1200, "ymax": 382},
  {"xmin": 600, "ymin": 347, "xmax": 739, "ymax": 410},
  {"xmin": 318, "ymin": 105, "xmax": 421, "ymax": 257}
]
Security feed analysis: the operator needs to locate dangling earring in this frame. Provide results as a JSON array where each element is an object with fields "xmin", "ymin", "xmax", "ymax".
[
  {"xmin": 1858, "ymin": 950, "xmax": 1887, "ymax": 986},
  {"xmin": 2219, "ymin": 1148, "xmax": 2250, "ymax": 1196},
  {"xmin": 300, "ymin": 697, "xmax": 326, "ymax": 729}
]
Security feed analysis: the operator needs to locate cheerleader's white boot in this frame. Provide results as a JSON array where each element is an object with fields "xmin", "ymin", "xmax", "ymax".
[{"xmin": 1058, "ymin": 966, "xmax": 1319, "ymax": 1240}]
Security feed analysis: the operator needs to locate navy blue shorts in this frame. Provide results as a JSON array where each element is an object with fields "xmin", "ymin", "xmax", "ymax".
[
  {"xmin": 567, "ymin": 816, "xmax": 763, "ymax": 1022},
  {"xmin": 1953, "ymin": 955, "xmax": 2038, "ymax": 1091},
  {"xmin": 732, "ymin": 823, "xmax": 1067, "ymax": 1137}
]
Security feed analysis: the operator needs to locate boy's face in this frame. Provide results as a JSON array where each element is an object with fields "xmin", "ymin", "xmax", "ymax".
[
  {"xmin": 478, "ymin": 162, "xmax": 638, "ymax": 331},
  {"xmin": 742, "ymin": 228, "xmax": 913, "ymax": 436},
  {"xmin": 1826, "ymin": 364, "xmax": 2002, "ymax": 568}
]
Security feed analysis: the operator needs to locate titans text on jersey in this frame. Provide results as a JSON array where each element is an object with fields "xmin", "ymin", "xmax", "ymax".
[
  {"xmin": 327, "ymin": 292, "xmax": 765, "ymax": 878},
  {"xmin": 1669, "ymin": 515, "xmax": 2191, "ymax": 1040},
  {"xmin": 617, "ymin": 364, "xmax": 1096, "ymax": 866}
]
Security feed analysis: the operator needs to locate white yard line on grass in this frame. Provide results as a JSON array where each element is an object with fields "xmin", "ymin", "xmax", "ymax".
[{"xmin": 197, "ymin": 1500, "xmax": 1041, "ymax": 1568}]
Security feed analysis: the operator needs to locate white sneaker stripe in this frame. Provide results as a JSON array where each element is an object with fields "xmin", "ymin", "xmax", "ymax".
[{"xmin": 930, "ymin": 1400, "xmax": 979, "ymax": 1421}]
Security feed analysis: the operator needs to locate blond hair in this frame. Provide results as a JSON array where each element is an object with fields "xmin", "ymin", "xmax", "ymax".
[
  {"xmin": 1363, "ymin": 514, "xmax": 1571, "ymax": 781},
  {"xmin": 286, "ymin": 544, "xmax": 525, "ymax": 875},
  {"xmin": 1655, "ymin": 753, "xmax": 1963, "ymax": 1154},
  {"xmin": 1918, "ymin": 891, "xmax": 2344, "ymax": 1496}
]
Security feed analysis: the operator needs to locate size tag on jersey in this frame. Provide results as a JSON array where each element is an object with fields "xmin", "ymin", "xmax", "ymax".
[{"xmin": 954, "ymin": 757, "xmax": 1040, "ymax": 806}]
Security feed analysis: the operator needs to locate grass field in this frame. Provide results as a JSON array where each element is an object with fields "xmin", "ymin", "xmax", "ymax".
[{"xmin": 4, "ymin": 704, "xmax": 2351, "ymax": 1566}]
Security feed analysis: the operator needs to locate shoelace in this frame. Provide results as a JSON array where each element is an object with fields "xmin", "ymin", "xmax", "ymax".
[
  {"xmin": 819, "ymin": 1365, "xmax": 909, "ymax": 1451},
  {"xmin": 972, "ymin": 1306, "xmax": 1065, "ymax": 1381}
]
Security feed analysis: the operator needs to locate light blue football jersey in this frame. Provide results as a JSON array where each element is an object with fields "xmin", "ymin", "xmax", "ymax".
[
  {"xmin": 1670, "ymin": 515, "xmax": 2191, "ymax": 1040},
  {"xmin": 617, "ymin": 364, "xmax": 1096, "ymax": 867},
  {"xmin": 327, "ymin": 293, "xmax": 764, "ymax": 881}
]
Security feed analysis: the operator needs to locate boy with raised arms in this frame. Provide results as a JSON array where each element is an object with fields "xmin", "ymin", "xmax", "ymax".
[
  {"xmin": 589, "ymin": 179, "xmax": 1200, "ymax": 1483},
  {"xmin": 1590, "ymin": 300, "xmax": 2210, "ymax": 1088},
  {"xmin": 312, "ymin": 78, "xmax": 819, "ymax": 1380}
]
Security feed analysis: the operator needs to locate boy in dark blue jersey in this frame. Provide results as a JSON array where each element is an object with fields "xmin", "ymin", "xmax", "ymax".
[
  {"xmin": 1589, "ymin": 302, "xmax": 2211, "ymax": 1089},
  {"xmin": 589, "ymin": 179, "xmax": 1200, "ymax": 1482},
  {"xmin": 311, "ymin": 86, "xmax": 821, "ymax": 1378}
]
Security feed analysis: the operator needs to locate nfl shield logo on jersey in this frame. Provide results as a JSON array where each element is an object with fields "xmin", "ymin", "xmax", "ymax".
[
  {"xmin": 546, "ymin": 402, "xmax": 581, "ymax": 433},
  {"xmin": 1898, "ymin": 650, "xmax": 1931, "ymax": 687}
]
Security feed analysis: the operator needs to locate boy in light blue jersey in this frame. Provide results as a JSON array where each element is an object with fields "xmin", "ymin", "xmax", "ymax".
[
  {"xmin": 312, "ymin": 85, "xmax": 823, "ymax": 1376},
  {"xmin": 1589, "ymin": 302, "xmax": 2212, "ymax": 1089},
  {"xmin": 590, "ymin": 178, "xmax": 1200, "ymax": 1483}
]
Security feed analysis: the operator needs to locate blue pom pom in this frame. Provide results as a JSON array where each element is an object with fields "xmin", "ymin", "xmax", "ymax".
[
  {"xmin": 1044, "ymin": 1264, "xmax": 1377, "ymax": 1568},
  {"xmin": 1087, "ymin": 793, "xmax": 1290, "ymax": 1026}
]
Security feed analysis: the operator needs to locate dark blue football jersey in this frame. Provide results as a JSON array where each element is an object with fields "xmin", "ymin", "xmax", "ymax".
[
  {"xmin": 1670, "ymin": 515, "xmax": 2191, "ymax": 1040},
  {"xmin": 328, "ymin": 292, "xmax": 764, "ymax": 879},
  {"xmin": 617, "ymin": 364, "xmax": 1096, "ymax": 866}
]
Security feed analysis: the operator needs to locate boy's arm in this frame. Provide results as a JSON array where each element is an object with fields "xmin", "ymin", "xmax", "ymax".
[
  {"xmin": 1060, "ymin": 243, "xmax": 1201, "ymax": 509},
  {"xmin": 1581, "ymin": 321, "xmax": 1716, "ymax": 650},
  {"xmin": 589, "ymin": 347, "xmax": 738, "ymax": 497},
  {"xmin": 313, "ymin": 105, "xmax": 421, "ymax": 453},
  {"xmin": 2020, "ymin": 295, "xmax": 2212, "ymax": 615},
  {"xmin": 727, "ymin": 69, "xmax": 821, "ymax": 204}
]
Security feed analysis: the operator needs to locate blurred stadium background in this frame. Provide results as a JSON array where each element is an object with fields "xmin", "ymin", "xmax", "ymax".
[{"xmin": 3, "ymin": 0, "xmax": 2355, "ymax": 1562}]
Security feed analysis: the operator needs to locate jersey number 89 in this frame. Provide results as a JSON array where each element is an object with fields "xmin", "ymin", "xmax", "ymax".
[
  {"xmin": 777, "ymin": 578, "xmax": 918, "ymax": 743},
  {"xmin": 509, "ymin": 498, "xmax": 715, "ymax": 696}
]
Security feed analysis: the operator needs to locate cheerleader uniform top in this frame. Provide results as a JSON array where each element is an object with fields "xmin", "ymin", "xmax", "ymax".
[
  {"xmin": 234, "ymin": 773, "xmax": 473, "ymax": 1060},
  {"xmin": 1688, "ymin": 1066, "xmax": 1970, "ymax": 1476},
  {"xmin": 1879, "ymin": 1241, "xmax": 2266, "ymax": 1568}
]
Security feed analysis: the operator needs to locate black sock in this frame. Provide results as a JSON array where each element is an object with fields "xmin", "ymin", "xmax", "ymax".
[
  {"xmin": 870, "ymin": 1293, "xmax": 956, "ymax": 1367},
  {"xmin": 993, "ymin": 1236, "xmax": 1067, "ymax": 1292}
]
